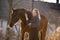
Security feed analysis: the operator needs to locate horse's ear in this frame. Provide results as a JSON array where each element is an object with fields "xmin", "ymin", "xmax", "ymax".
[{"xmin": 11, "ymin": 8, "xmax": 16, "ymax": 14}]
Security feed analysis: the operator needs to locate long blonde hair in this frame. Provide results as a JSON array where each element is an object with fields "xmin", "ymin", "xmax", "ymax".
[{"xmin": 32, "ymin": 8, "xmax": 41, "ymax": 20}]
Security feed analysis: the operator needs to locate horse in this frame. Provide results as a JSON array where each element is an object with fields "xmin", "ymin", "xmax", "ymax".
[
  {"xmin": 38, "ymin": 15, "xmax": 48, "ymax": 40},
  {"xmin": 9, "ymin": 8, "xmax": 32, "ymax": 40},
  {"xmin": 9, "ymin": 8, "xmax": 48, "ymax": 40}
]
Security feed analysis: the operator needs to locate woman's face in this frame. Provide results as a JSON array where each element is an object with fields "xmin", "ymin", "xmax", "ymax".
[{"xmin": 32, "ymin": 10, "xmax": 38, "ymax": 17}]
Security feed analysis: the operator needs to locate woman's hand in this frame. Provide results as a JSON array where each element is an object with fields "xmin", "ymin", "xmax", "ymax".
[{"xmin": 28, "ymin": 23, "xmax": 31, "ymax": 26}]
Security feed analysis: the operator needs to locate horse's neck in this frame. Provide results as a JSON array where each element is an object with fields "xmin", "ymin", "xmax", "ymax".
[
  {"xmin": 19, "ymin": 19, "xmax": 27, "ymax": 29},
  {"xmin": 19, "ymin": 17, "xmax": 27, "ymax": 25}
]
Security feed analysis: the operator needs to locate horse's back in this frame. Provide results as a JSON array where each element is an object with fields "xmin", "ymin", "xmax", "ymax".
[{"xmin": 38, "ymin": 15, "xmax": 48, "ymax": 31}]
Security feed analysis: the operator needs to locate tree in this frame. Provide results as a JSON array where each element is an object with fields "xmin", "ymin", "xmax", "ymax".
[
  {"xmin": 7, "ymin": 0, "xmax": 13, "ymax": 24},
  {"xmin": 56, "ymin": 0, "xmax": 59, "ymax": 4}
]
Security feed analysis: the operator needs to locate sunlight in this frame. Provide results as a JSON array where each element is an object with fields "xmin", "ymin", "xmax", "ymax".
[
  {"xmin": 44, "ymin": 0, "xmax": 56, "ymax": 3},
  {"xmin": 59, "ymin": 0, "xmax": 60, "ymax": 3},
  {"xmin": 40, "ymin": 0, "xmax": 56, "ymax": 3},
  {"xmin": 56, "ymin": 27, "xmax": 60, "ymax": 32},
  {"xmin": 35, "ymin": 0, "xmax": 60, "ymax": 3}
]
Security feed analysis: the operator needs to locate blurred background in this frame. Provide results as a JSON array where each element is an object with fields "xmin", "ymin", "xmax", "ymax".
[{"xmin": 0, "ymin": 0, "xmax": 60, "ymax": 40}]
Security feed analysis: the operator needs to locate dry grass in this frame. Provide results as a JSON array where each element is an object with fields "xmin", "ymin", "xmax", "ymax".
[
  {"xmin": 0, "ymin": 26, "xmax": 60, "ymax": 40},
  {"xmin": 46, "ymin": 27, "xmax": 60, "ymax": 40}
]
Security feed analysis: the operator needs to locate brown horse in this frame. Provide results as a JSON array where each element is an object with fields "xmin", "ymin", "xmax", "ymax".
[
  {"xmin": 38, "ymin": 15, "xmax": 48, "ymax": 40},
  {"xmin": 9, "ymin": 8, "xmax": 48, "ymax": 40},
  {"xmin": 9, "ymin": 8, "xmax": 32, "ymax": 40}
]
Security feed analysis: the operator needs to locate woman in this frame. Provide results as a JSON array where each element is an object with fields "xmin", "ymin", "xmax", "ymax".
[{"xmin": 28, "ymin": 8, "xmax": 41, "ymax": 40}]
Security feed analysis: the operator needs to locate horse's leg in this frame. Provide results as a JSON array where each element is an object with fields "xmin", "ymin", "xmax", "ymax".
[
  {"xmin": 41, "ymin": 29, "xmax": 47, "ymax": 40},
  {"xmin": 21, "ymin": 28, "xmax": 25, "ymax": 40},
  {"xmin": 20, "ymin": 21, "xmax": 25, "ymax": 40},
  {"xmin": 22, "ymin": 32, "xmax": 24, "ymax": 40}
]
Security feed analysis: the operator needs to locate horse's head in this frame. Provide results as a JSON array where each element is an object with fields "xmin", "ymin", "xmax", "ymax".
[{"xmin": 9, "ymin": 8, "xmax": 27, "ymax": 27}]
